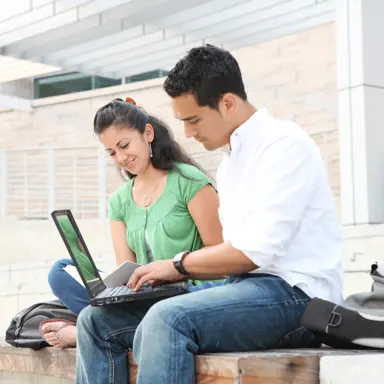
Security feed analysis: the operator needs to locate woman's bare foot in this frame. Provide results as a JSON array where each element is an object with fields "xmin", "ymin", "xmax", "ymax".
[{"xmin": 40, "ymin": 320, "xmax": 77, "ymax": 349}]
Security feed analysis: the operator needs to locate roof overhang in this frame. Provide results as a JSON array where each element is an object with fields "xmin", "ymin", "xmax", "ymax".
[
  {"xmin": 0, "ymin": 55, "xmax": 59, "ymax": 83},
  {"xmin": 0, "ymin": 93, "xmax": 32, "ymax": 112},
  {"xmin": 0, "ymin": 0, "xmax": 336, "ymax": 82}
]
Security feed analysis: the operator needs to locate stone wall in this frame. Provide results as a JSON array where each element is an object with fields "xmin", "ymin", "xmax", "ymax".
[{"xmin": 0, "ymin": 22, "xmax": 338, "ymax": 216}]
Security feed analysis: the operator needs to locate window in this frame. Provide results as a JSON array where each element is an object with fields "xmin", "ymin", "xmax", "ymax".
[
  {"xmin": 34, "ymin": 69, "xmax": 168, "ymax": 99},
  {"xmin": 34, "ymin": 72, "xmax": 121, "ymax": 99},
  {"xmin": 125, "ymin": 69, "xmax": 168, "ymax": 84}
]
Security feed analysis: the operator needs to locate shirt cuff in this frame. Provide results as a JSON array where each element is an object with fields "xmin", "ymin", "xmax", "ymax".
[{"xmin": 230, "ymin": 239, "xmax": 273, "ymax": 269}]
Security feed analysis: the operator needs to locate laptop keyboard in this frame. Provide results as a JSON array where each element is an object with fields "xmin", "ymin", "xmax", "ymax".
[{"xmin": 98, "ymin": 285, "xmax": 153, "ymax": 298}]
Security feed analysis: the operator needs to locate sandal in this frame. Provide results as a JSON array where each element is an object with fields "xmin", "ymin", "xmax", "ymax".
[{"xmin": 39, "ymin": 318, "xmax": 76, "ymax": 348}]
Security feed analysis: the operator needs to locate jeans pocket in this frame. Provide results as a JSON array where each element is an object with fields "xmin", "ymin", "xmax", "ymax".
[
  {"xmin": 276, "ymin": 326, "xmax": 321, "ymax": 349},
  {"xmin": 281, "ymin": 282, "xmax": 311, "ymax": 305}
]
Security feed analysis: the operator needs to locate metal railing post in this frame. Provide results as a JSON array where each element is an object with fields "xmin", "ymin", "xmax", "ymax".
[
  {"xmin": 98, "ymin": 148, "xmax": 107, "ymax": 219},
  {"xmin": 48, "ymin": 148, "xmax": 56, "ymax": 215},
  {"xmin": 23, "ymin": 152, "xmax": 28, "ymax": 217},
  {"xmin": 72, "ymin": 150, "xmax": 77, "ymax": 215}
]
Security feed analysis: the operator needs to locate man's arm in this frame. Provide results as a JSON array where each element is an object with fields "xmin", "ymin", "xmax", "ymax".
[
  {"xmin": 183, "ymin": 241, "xmax": 257, "ymax": 279},
  {"xmin": 127, "ymin": 242, "xmax": 255, "ymax": 289}
]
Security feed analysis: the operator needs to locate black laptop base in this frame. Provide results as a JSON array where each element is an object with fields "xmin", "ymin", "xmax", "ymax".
[{"xmin": 90, "ymin": 282, "xmax": 188, "ymax": 307}]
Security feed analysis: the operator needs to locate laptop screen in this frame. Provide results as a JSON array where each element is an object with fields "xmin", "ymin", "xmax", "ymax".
[{"xmin": 51, "ymin": 210, "xmax": 105, "ymax": 296}]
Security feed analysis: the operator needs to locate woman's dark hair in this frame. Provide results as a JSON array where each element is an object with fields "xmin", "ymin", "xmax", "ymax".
[{"xmin": 93, "ymin": 98, "xmax": 205, "ymax": 180}]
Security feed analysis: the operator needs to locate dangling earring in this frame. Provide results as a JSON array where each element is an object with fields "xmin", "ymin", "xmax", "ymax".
[{"xmin": 149, "ymin": 143, "xmax": 153, "ymax": 158}]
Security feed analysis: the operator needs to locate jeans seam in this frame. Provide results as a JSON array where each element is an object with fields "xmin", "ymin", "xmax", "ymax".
[
  {"xmin": 105, "ymin": 341, "xmax": 115, "ymax": 384},
  {"xmin": 280, "ymin": 298, "xmax": 310, "ymax": 306},
  {"xmin": 103, "ymin": 324, "xmax": 137, "ymax": 384},
  {"xmin": 276, "ymin": 325, "xmax": 315, "ymax": 348},
  {"xmin": 284, "ymin": 325, "xmax": 305, "ymax": 337},
  {"xmin": 166, "ymin": 310, "xmax": 198, "ymax": 384},
  {"xmin": 104, "ymin": 325, "xmax": 137, "ymax": 341}
]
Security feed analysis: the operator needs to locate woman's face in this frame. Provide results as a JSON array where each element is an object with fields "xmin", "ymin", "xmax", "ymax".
[{"xmin": 99, "ymin": 124, "xmax": 154, "ymax": 175}]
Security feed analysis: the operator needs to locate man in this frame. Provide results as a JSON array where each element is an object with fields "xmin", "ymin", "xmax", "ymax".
[{"xmin": 76, "ymin": 45, "xmax": 342, "ymax": 384}]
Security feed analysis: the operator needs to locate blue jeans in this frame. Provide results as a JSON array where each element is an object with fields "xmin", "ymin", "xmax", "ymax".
[
  {"xmin": 48, "ymin": 259, "xmax": 90, "ymax": 315},
  {"xmin": 76, "ymin": 274, "xmax": 318, "ymax": 384}
]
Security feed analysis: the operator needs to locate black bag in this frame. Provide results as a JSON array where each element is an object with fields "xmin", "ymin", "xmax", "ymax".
[
  {"xmin": 5, "ymin": 300, "xmax": 77, "ymax": 350},
  {"xmin": 300, "ymin": 297, "xmax": 384, "ymax": 349},
  {"xmin": 300, "ymin": 263, "xmax": 384, "ymax": 349}
]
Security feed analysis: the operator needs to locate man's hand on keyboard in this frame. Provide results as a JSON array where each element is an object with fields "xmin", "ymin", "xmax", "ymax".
[{"xmin": 127, "ymin": 260, "xmax": 184, "ymax": 292}]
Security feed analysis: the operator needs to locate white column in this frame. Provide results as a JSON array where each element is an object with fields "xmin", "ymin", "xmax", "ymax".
[{"xmin": 337, "ymin": 0, "xmax": 384, "ymax": 225}]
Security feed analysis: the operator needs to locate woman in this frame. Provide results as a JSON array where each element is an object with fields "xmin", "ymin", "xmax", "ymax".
[{"xmin": 41, "ymin": 97, "xmax": 223, "ymax": 348}]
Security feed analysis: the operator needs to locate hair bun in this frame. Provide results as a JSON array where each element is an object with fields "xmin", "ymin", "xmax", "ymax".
[{"xmin": 125, "ymin": 97, "xmax": 136, "ymax": 105}]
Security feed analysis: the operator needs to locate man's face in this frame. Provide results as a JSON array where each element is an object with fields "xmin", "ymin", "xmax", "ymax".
[{"xmin": 171, "ymin": 93, "xmax": 233, "ymax": 151}]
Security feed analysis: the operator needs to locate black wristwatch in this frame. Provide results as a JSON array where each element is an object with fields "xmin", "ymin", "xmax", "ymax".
[{"xmin": 173, "ymin": 251, "xmax": 190, "ymax": 276}]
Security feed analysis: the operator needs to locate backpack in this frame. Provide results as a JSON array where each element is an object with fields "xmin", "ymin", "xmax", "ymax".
[
  {"xmin": 5, "ymin": 300, "xmax": 77, "ymax": 350},
  {"xmin": 300, "ymin": 262, "xmax": 384, "ymax": 349}
]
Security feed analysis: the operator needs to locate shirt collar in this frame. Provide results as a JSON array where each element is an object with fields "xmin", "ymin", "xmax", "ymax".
[{"xmin": 229, "ymin": 108, "xmax": 268, "ymax": 150}]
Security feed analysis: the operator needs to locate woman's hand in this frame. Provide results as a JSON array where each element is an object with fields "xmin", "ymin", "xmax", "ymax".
[{"xmin": 127, "ymin": 260, "xmax": 184, "ymax": 291}]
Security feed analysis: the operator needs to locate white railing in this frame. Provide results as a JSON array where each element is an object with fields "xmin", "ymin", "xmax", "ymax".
[
  {"xmin": 0, "ymin": 145, "xmax": 223, "ymax": 220},
  {"xmin": 0, "ymin": 146, "xmax": 112, "ymax": 219},
  {"xmin": 0, "ymin": 132, "xmax": 336, "ymax": 219}
]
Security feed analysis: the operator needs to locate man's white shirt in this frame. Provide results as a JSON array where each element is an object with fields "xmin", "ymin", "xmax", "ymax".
[{"xmin": 217, "ymin": 108, "xmax": 343, "ymax": 304}]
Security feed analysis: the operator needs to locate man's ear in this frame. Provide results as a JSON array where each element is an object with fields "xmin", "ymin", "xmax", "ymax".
[{"xmin": 221, "ymin": 93, "xmax": 236, "ymax": 114}]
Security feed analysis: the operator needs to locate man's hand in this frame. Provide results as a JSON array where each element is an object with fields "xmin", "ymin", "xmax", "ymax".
[{"xmin": 127, "ymin": 260, "xmax": 184, "ymax": 291}]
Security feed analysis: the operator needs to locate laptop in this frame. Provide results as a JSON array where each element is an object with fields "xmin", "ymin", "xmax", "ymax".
[{"xmin": 51, "ymin": 209, "xmax": 188, "ymax": 307}]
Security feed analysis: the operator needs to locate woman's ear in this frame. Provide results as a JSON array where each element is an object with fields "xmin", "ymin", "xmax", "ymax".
[{"xmin": 144, "ymin": 123, "xmax": 155, "ymax": 143}]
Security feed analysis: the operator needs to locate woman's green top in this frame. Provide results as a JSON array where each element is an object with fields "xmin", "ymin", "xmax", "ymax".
[{"xmin": 108, "ymin": 163, "xmax": 214, "ymax": 284}]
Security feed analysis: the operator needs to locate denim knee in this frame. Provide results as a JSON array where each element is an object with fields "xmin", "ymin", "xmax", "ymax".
[
  {"xmin": 47, "ymin": 259, "xmax": 71, "ymax": 293},
  {"xmin": 138, "ymin": 299, "xmax": 184, "ymax": 335},
  {"xmin": 133, "ymin": 298, "xmax": 197, "ymax": 362}
]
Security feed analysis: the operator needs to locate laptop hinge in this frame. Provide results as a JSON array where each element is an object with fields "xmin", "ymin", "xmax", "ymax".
[{"xmin": 92, "ymin": 282, "xmax": 106, "ymax": 297}]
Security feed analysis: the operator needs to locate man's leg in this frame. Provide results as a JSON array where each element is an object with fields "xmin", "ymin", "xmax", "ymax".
[
  {"xmin": 76, "ymin": 300, "xmax": 157, "ymax": 384},
  {"xmin": 133, "ymin": 275, "xmax": 318, "ymax": 384}
]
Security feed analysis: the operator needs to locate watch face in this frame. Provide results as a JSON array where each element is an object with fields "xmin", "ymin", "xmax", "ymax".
[
  {"xmin": 174, "ymin": 252, "xmax": 184, "ymax": 262},
  {"xmin": 173, "ymin": 252, "xmax": 189, "ymax": 275}
]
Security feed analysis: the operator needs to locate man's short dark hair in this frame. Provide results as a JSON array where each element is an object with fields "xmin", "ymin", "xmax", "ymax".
[{"xmin": 163, "ymin": 44, "xmax": 247, "ymax": 110}]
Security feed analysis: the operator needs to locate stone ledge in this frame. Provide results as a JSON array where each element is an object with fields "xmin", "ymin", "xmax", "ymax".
[{"xmin": 0, "ymin": 342, "xmax": 382, "ymax": 383}]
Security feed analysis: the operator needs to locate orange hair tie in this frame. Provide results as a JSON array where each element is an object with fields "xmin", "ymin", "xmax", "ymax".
[{"xmin": 125, "ymin": 97, "xmax": 136, "ymax": 105}]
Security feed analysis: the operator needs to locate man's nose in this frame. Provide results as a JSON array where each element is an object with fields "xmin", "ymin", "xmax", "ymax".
[{"xmin": 184, "ymin": 124, "xmax": 195, "ymax": 139}]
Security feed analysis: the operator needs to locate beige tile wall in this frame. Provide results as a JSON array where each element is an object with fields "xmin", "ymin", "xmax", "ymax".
[{"xmin": 0, "ymin": 22, "xmax": 339, "ymax": 217}]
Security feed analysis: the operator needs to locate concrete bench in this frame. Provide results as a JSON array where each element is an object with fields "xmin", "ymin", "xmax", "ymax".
[{"xmin": 0, "ymin": 342, "xmax": 382, "ymax": 383}]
